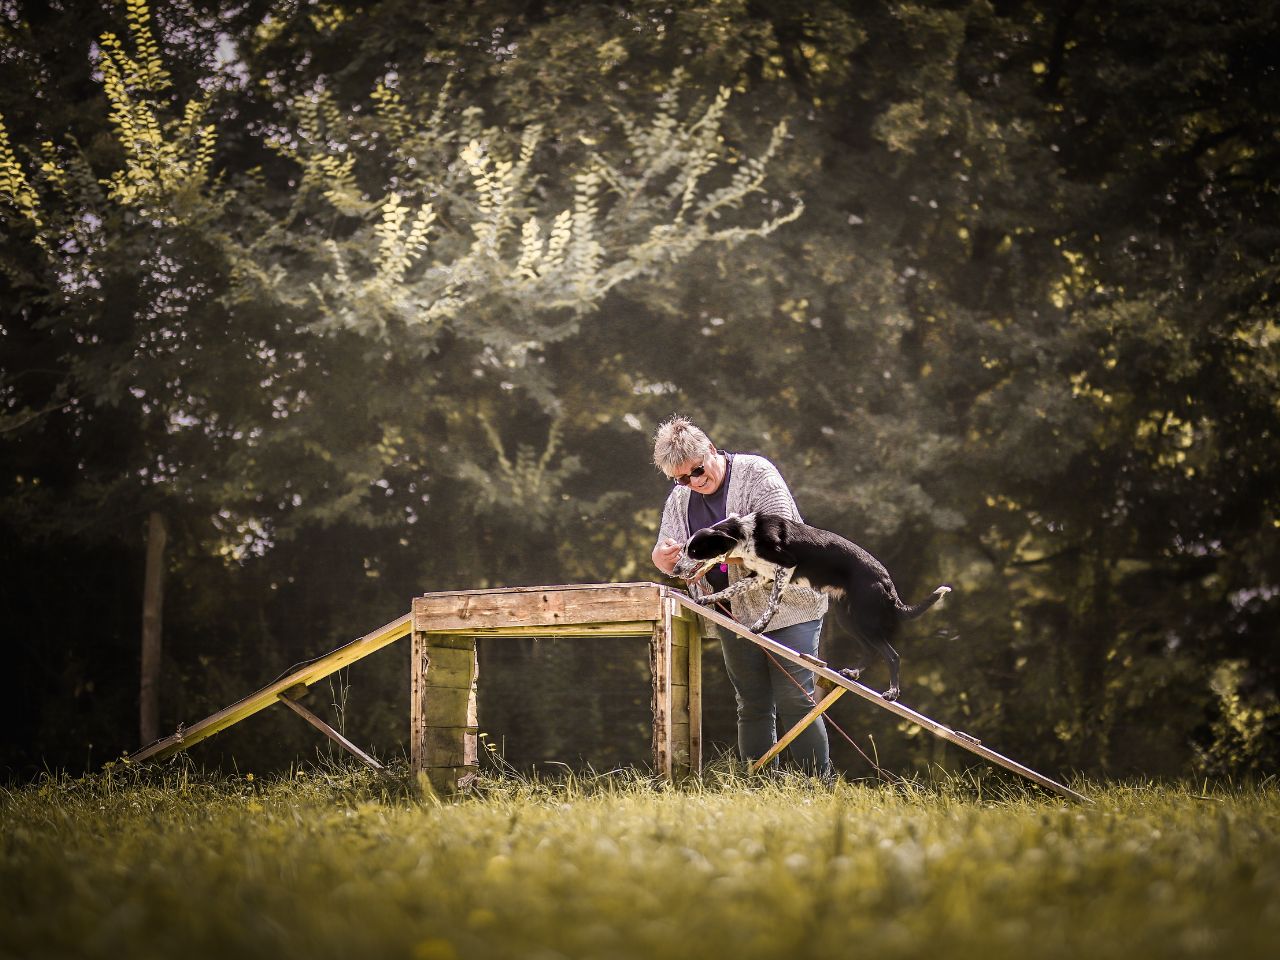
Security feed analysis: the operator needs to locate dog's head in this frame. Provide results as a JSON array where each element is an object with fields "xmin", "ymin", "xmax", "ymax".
[{"xmin": 686, "ymin": 514, "xmax": 750, "ymax": 563}]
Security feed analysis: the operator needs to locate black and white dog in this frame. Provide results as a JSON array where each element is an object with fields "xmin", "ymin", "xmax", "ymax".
[{"xmin": 685, "ymin": 512, "xmax": 951, "ymax": 701}]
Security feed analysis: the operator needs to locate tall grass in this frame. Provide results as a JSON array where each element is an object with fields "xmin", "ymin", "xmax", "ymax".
[{"xmin": 2, "ymin": 760, "xmax": 1277, "ymax": 960}]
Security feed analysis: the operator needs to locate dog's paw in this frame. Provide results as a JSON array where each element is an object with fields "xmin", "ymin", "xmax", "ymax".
[
  {"xmin": 839, "ymin": 667, "xmax": 862, "ymax": 683},
  {"xmin": 748, "ymin": 619, "xmax": 768, "ymax": 634},
  {"xmin": 882, "ymin": 686, "xmax": 901, "ymax": 702}
]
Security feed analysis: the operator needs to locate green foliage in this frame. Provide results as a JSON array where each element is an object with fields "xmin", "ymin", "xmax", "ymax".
[
  {"xmin": 3, "ymin": 766, "xmax": 1279, "ymax": 960},
  {"xmin": 239, "ymin": 71, "xmax": 801, "ymax": 358},
  {"xmin": 1196, "ymin": 661, "xmax": 1280, "ymax": 780}
]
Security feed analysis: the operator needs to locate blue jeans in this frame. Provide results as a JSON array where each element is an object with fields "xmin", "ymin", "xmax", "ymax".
[{"xmin": 718, "ymin": 618, "xmax": 831, "ymax": 776}]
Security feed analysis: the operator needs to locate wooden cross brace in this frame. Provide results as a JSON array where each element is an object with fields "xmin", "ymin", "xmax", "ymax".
[{"xmin": 749, "ymin": 684, "xmax": 846, "ymax": 773}]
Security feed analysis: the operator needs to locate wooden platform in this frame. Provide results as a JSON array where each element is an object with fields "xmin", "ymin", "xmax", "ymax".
[{"xmin": 411, "ymin": 583, "xmax": 702, "ymax": 794}]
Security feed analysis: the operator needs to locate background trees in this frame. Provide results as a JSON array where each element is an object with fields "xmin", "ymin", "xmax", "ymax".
[{"xmin": 2, "ymin": 0, "xmax": 1276, "ymax": 781}]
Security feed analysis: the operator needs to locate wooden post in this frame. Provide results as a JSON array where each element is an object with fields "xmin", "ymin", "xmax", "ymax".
[
  {"xmin": 652, "ymin": 596, "xmax": 702, "ymax": 780},
  {"xmin": 650, "ymin": 599, "xmax": 674, "ymax": 779},
  {"xmin": 686, "ymin": 609, "xmax": 703, "ymax": 777},
  {"xmin": 411, "ymin": 631, "xmax": 478, "ymax": 796},
  {"xmin": 668, "ymin": 598, "xmax": 691, "ymax": 778}
]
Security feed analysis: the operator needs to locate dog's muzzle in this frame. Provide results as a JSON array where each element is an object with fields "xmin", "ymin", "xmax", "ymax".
[{"xmin": 687, "ymin": 555, "xmax": 726, "ymax": 582}]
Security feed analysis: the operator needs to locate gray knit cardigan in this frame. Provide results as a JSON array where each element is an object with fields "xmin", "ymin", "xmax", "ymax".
[{"xmin": 655, "ymin": 452, "xmax": 827, "ymax": 631}]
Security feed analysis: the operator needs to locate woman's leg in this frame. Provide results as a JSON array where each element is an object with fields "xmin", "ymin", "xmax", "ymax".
[
  {"xmin": 718, "ymin": 627, "xmax": 777, "ymax": 763},
  {"xmin": 763, "ymin": 618, "xmax": 831, "ymax": 776}
]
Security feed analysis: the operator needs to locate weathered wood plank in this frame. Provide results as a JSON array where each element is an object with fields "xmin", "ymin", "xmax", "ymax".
[
  {"xmin": 414, "ymin": 583, "xmax": 663, "ymax": 633},
  {"xmin": 669, "ymin": 721, "xmax": 690, "ymax": 770},
  {"xmin": 420, "ymin": 684, "xmax": 475, "ymax": 726},
  {"xmin": 419, "ymin": 724, "xmax": 482, "ymax": 758},
  {"xmin": 423, "ymin": 644, "xmax": 477, "ymax": 688},
  {"xmin": 664, "ymin": 597, "xmax": 702, "ymax": 779},
  {"xmin": 425, "ymin": 621, "xmax": 657, "ymax": 638},
  {"xmin": 417, "ymin": 582, "xmax": 660, "ymax": 598},
  {"xmin": 650, "ymin": 599, "xmax": 673, "ymax": 779},
  {"xmin": 669, "ymin": 635, "xmax": 690, "ymax": 687},
  {"xmin": 686, "ymin": 616, "xmax": 703, "ymax": 776}
]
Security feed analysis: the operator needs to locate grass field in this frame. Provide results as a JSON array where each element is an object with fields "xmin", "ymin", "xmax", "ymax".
[{"xmin": 2, "ymin": 761, "xmax": 1277, "ymax": 960}]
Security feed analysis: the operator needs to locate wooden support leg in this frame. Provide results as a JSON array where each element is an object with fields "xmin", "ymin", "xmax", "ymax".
[
  {"xmin": 750, "ymin": 686, "xmax": 846, "ymax": 774},
  {"xmin": 668, "ymin": 601, "xmax": 692, "ymax": 779},
  {"xmin": 687, "ymin": 616, "xmax": 703, "ymax": 778},
  {"xmin": 652, "ymin": 599, "xmax": 702, "ymax": 781},
  {"xmin": 278, "ymin": 687, "xmax": 385, "ymax": 771},
  {"xmin": 411, "ymin": 632, "xmax": 478, "ymax": 796},
  {"xmin": 650, "ymin": 601, "xmax": 674, "ymax": 779}
]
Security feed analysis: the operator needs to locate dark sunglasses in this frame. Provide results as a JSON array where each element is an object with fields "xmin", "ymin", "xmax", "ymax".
[{"xmin": 671, "ymin": 462, "xmax": 708, "ymax": 486}]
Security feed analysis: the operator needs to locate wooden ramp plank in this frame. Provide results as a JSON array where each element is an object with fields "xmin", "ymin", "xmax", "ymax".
[
  {"xmin": 129, "ymin": 612, "xmax": 413, "ymax": 763},
  {"xmin": 670, "ymin": 591, "xmax": 1090, "ymax": 803}
]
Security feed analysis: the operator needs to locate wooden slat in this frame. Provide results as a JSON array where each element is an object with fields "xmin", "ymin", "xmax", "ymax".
[
  {"xmin": 423, "ymin": 644, "xmax": 477, "ymax": 688},
  {"xmin": 420, "ymin": 724, "xmax": 482, "ymax": 758},
  {"xmin": 671, "ymin": 592, "xmax": 1091, "ymax": 803},
  {"xmin": 130, "ymin": 612, "xmax": 413, "ymax": 763},
  {"xmin": 424, "ymin": 621, "xmax": 657, "ymax": 638},
  {"xmin": 278, "ymin": 693, "xmax": 386, "ymax": 771},
  {"xmin": 684, "ymin": 610, "xmax": 703, "ymax": 776},
  {"xmin": 414, "ymin": 583, "xmax": 663, "ymax": 633},
  {"xmin": 669, "ymin": 721, "xmax": 691, "ymax": 769},
  {"xmin": 416, "ymin": 581, "xmax": 660, "ymax": 598},
  {"xmin": 420, "ymin": 684, "xmax": 475, "ymax": 726},
  {"xmin": 650, "ymin": 598, "xmax": 674, "ymax": 779},
  {"xmin": 668, "ymin": 636, "xmax": 691, "ymax": 686}
]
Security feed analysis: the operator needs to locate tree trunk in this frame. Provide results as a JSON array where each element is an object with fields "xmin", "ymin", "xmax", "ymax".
[{"xmin": 140, "ymin": 510, "xmax": 167, "ymax": 745}]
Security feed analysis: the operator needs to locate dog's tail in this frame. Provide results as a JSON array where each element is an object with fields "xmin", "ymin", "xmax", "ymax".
[{"xmin": 896, "ymin": 585, "xmax": 952, "ymax": 620}]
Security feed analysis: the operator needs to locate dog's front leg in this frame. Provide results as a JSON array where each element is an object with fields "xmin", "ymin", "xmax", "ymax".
[
  {"xmin": 748, "ymin": 566, "xmax": 792, "ymax": 634},
  {"xmin": 696, "ymin": 577, "xmax": 755, "ymax": 606}
]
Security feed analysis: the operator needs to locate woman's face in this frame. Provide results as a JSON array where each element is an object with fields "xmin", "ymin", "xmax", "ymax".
[{"xmin": 667, "ymin": 447, "xmax": 725, "ymax": 495}]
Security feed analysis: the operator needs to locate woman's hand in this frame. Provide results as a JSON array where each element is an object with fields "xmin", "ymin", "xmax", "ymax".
[{"xmin": 652, "ymin": 537, "xmax": 682, "ymax": 575}]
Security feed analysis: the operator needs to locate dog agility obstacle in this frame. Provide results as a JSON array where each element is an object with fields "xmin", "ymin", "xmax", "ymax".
[{"xmin": 130, "ymin": 582, "xmax": 1087, "ymax": 802}]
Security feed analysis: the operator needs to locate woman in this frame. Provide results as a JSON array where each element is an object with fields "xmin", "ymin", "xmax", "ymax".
[{"xmin": 650, "ymin": 415, "xmax": 831, "ymax": 776}]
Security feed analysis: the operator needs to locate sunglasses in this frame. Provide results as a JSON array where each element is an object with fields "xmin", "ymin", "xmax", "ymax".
[{"xmin": 671, "ymin": 462, "xmax": 709, "ymax": 486}]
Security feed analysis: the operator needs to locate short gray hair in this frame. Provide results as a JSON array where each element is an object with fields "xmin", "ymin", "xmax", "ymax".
[{"xmin": 652, "ymin": 415, "xmax": 714, "ymax": 473}]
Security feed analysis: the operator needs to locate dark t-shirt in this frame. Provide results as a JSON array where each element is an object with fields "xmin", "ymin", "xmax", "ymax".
[{"xmin": 686, "ymin": 453, "xmax": 734, "ymax": 592}]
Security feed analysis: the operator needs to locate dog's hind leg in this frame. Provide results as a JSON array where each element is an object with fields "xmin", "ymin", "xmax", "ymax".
[{"xmin": 863, "ymin": 634, "xmax": 902, "ymax": 701}]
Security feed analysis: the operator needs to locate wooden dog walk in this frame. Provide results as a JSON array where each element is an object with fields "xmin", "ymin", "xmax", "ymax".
[
  {"xmin": 130, "ymin": 582, "xmax": 1087, "ymax": 803},
  {"xmin": 677, "ymin": 594, "xmax": 1090, "ymax": 802}
]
